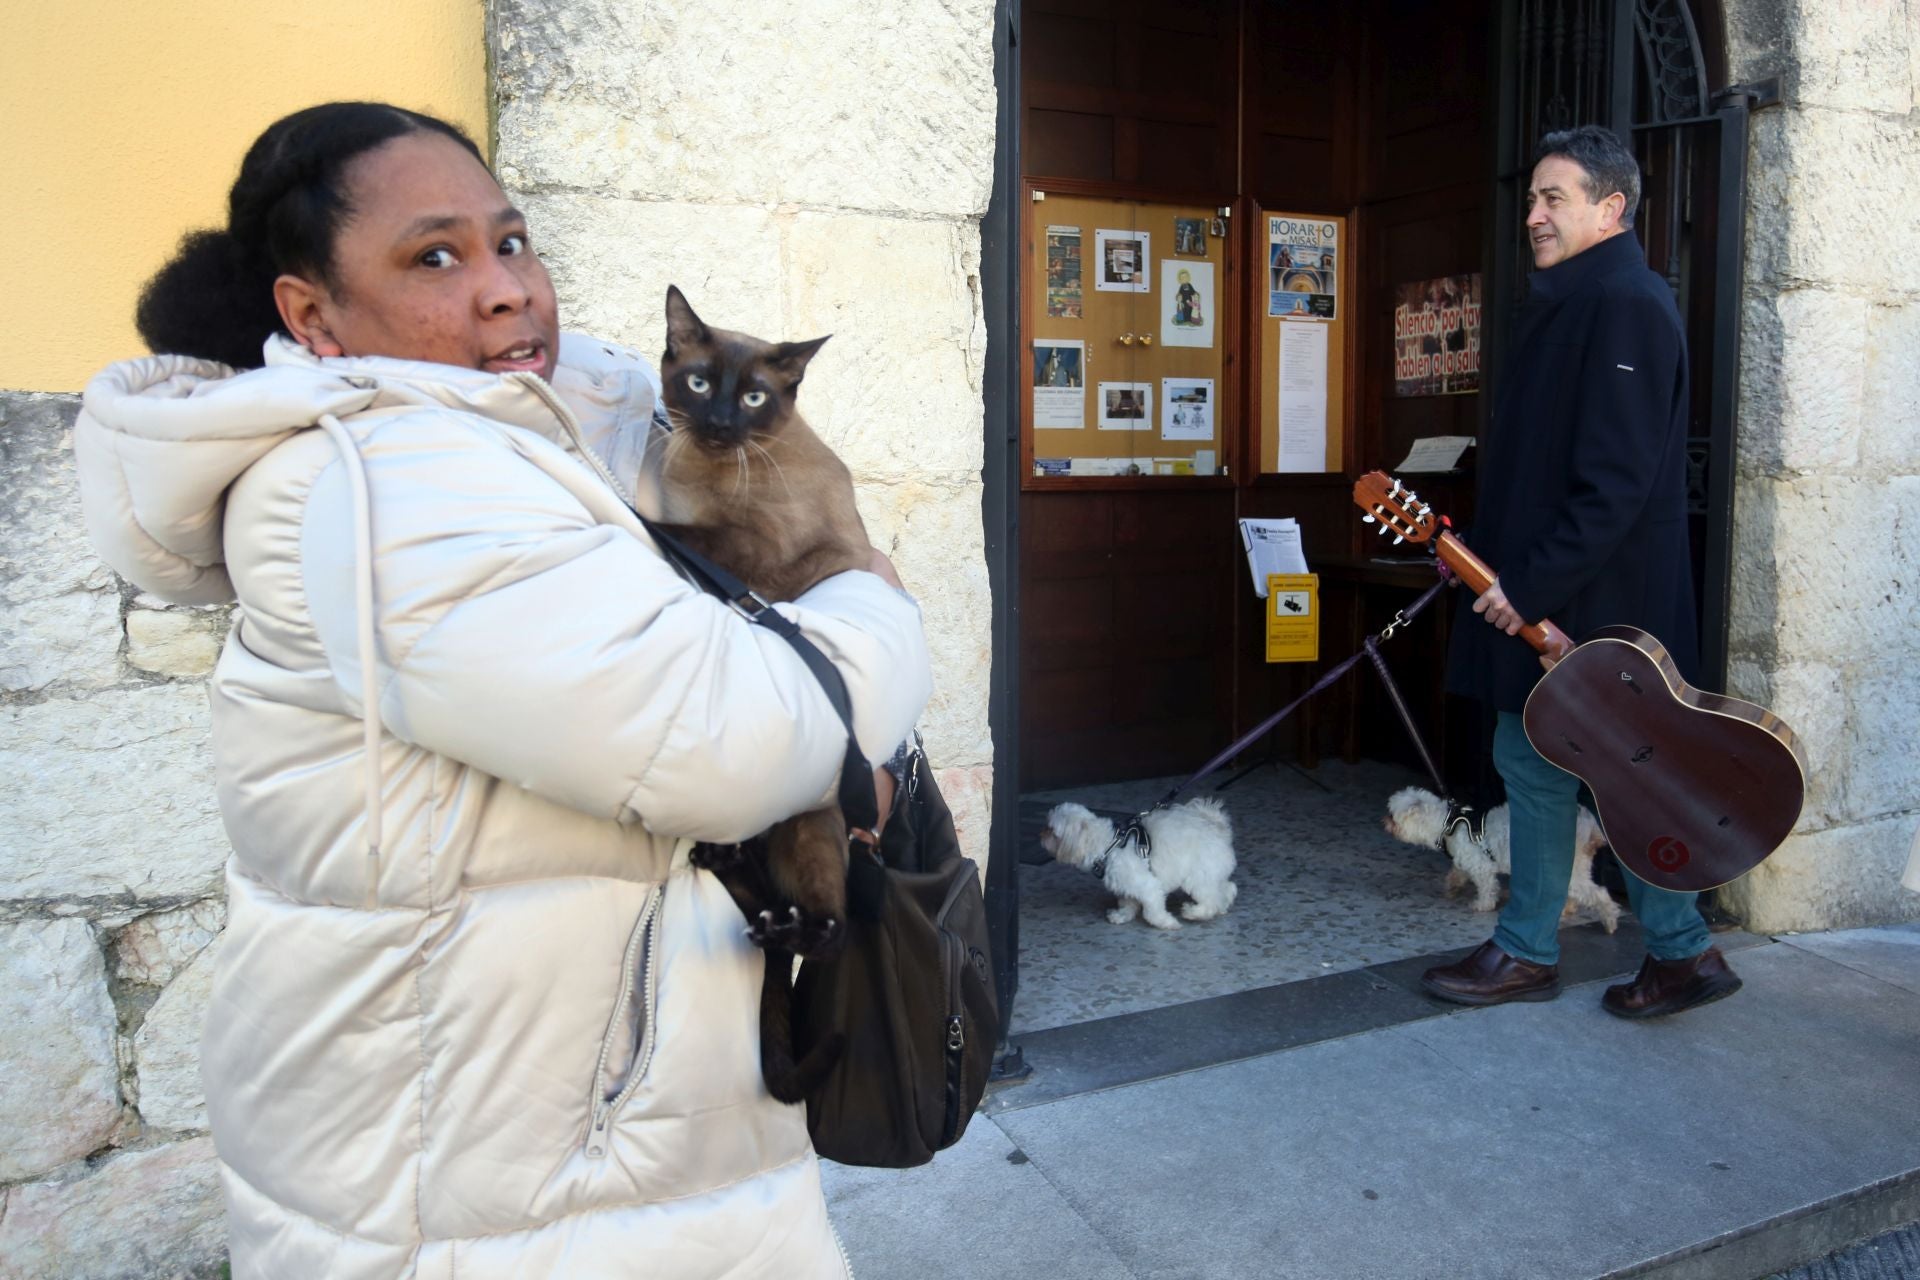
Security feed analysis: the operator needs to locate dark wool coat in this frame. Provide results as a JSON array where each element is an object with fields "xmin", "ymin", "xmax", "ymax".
[{"xmin": 1446, "ymin": 231, "xmax": 1699, "ymax": 713}]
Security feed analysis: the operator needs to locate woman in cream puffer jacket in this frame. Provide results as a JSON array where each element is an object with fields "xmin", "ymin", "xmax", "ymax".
[{"xmin": 73, "ymin": 103, "xmax": 927, "ymax": 1277}]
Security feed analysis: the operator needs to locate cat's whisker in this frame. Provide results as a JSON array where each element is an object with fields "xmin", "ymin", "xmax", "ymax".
[
  {"xmin": 745, "ymin": 439, "xmax": 793, "ymax": 499},
  {"xmin": 731, "ymin": 446, "xmax": 751, "ymax": 504}
]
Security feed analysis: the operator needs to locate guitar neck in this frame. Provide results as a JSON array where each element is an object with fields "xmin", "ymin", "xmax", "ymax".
[{"xmin": 1434, "ymin": 530, "xmax": 1574, "ymax": 658}]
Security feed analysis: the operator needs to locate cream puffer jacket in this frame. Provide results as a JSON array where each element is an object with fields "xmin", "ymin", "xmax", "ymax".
[{"xmin": 75, "ymin": 333, "xmax": 932, "ymax": 1278}]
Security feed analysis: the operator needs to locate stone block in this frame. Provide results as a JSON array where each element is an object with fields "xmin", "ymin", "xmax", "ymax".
[
  {"xmin": 514, "ymin": 194, "xmax": 787, "ymax": 356},
  {"xmin": 1787, "ymin": 0, "xmax": 1915, "ymax": 115},
  {"xmin": 0, "ymin": 391, "xmax": 123, "ymax": 695},
  {"xmin": 1720, "ymin": 811, "xmax": 1920, "ymax": 933},
  {"xmin": 1739, "ymin": 475, "xmax": 1920, "ymax": 664},
  {"xmin": 133, "ymin": 941, "xmax": 218, "ymax": 1133},
  {"xmin": 784, "ymin": 213, "xmax": 987, "ymax": 482},
  {"xmin": 1761, "ymin": 109, "xmax": 1920, "ymax": 292},
  {"xmin": 0, "ymin": 919, "xmax": 121, "ymax": 1182},
  {"xmin": 126, "ymin": 608, "xmax": 227, "ymax": 679},
  {"xmin": 855, "ymin": 479, "xmax": 992, "ymax": 765},
  {"xmin": 0, "ymin": 685, "xmax": 227, "ymax": 902},
  {"xmin": 1838, "ymin": 650, "xmax": 1920, "ymax": 822},
  {"xmin": 1861, "ymin": 298, "xmax": 1920, "ymax": 473},
  {"xmin": 0, "ymin": 1137, "xmax": 224, "ymax": 1280},
  {"xmin": 1732, "ymin": 289, "xmax": 1786, "ymax": 475},
  {"xmin": 494, "ymin": 0, "xmax": 997, "ymax": 218},
  {"xmin": 1770, "ymin": 289, "xmax": 1868, "ymax": 472},
  {"xmin": 1754, "ymin": 658, "xmax": 1847, "ymax": 830},
  {"xmin": 115, "ymin": 898, "xmax": 226, "ymax": 988},
  {"xmin": 934, "ymin": 763, "xmax": 995, "ymax": 871}
]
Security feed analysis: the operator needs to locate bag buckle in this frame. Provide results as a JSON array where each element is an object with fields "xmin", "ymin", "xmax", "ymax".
[{"xmin": 728, "ymin": 588, "xmax": 775, "ymax": 622}]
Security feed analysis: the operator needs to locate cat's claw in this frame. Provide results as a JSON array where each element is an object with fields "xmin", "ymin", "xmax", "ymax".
[{"xmin": 747, "ymin": 907, "xmax": 842, "ymax": 957}]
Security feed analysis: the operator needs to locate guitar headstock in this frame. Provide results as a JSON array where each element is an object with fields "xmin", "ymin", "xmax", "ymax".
[{"xmin": 1352, "ymin": 471, "xmax": 1439, "ymax": 546}]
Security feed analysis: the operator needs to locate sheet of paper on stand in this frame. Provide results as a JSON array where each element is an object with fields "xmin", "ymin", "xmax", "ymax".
[
  {"xmin": 1238, "ymin": 517, "xmax": 1309, "ymax": 597},
  {"xmin": 1393, "ymin": 435, "xmax": 1475, "ymax": 473}
]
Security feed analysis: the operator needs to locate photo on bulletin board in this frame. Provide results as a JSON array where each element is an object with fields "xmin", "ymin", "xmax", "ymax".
[
  {"xmin": 1268, "ymin": 215, "xmax": 1338, "ymax": 319},
  {"xmin": 1097, "ymin": 381, "xmax": 1153, "ymax": 431},
  {"xmin": 1045, "ymin": 225, "xmax": 1083, "ymax": 319},
  {"xmin": 1095, "ymin": 228, "xmax": 1152, "ymax": 293},
  {"xmin": 1032, "ymin": 339, "xmax": 1086, "ymax": 430},
  {"xmin": 1160, "ymin": 260, "xmax": 1215, "ymax": 349},
  {"xmin": 1160, "ymin": 377, "xmax": 1214, "ymax": 441},
  {"xmin": 1392, "ymin": 273, "xmax": 1481, "ymax": 396},
  {"xmin": 1173, "ymin": 217, "xmax": 1208, "ymax": 255}
]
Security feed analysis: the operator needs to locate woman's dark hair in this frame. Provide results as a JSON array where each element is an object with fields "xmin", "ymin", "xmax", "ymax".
[{"xmin": 135, "ymin": 102, "xmax": 485, "ymax": 369}]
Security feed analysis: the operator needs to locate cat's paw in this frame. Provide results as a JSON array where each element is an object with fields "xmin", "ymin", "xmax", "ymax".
[
  {"xmin": 747, "ymin": 906, "xmax": 843, "ymax": 957},
  {"xmin": 691, "ymin": 842, "xmax": 750, "ymax": 873}
]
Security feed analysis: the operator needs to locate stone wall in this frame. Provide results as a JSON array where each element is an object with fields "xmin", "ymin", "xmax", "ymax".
[
  {"xmin": 0, "ymin": 391, "xmax": 229, "ymax": 1277},
  {"xmin": 488, "ymin": 0, "xmax": 1003, "ymax": 864},
  {"xmin": 1717, "ymin": 0, "xmax": 1920, "ymax": 931}
]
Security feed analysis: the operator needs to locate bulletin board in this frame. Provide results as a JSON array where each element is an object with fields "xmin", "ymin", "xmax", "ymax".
[
  {"xmin": 1256, "ymin": 208, "xmax": 1350, "ymax": 474},
  {"xmin": 1021, "ymin": 185, "xmax": 1235, "ymax": 486}
]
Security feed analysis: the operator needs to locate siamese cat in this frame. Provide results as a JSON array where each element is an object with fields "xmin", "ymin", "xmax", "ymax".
[{"xmin": 651, "ymin": 285, "xmax": 874, "ymax": 1103}]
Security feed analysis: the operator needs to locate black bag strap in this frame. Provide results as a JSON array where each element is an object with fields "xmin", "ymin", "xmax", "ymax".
[{"xmin": 635, "ymin": 514, "xmax": 880, "ymax": 838}]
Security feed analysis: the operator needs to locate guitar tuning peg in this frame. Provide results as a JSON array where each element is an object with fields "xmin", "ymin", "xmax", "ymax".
[
  {"xmin": 1361, "ymin": 514, "xmax": 1377, "ymax": 524},
  {"xmin": 1392, "ymin": 534, "xmax": 1405, "ymax": 545}
]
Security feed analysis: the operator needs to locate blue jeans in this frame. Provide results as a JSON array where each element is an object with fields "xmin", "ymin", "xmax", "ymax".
[{"xmin": 1491, "ymin": 711, "xmax": 1708, "ymax": 966}]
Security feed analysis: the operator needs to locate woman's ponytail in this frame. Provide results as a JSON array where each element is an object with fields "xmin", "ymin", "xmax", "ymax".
[
  {"xmin": 132, "ymin": 102, "xmax": 484, "ymax": 369},
  {"xmin": 135, "ymin": 228, "xmax": 282, "ymax": 370}
]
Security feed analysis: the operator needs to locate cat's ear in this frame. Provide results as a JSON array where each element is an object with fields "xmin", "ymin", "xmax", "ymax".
[
  {"xmin": 767, "ymin": 335, "xmax": 830, "ymax": 387},
  {"xmin": 664, "ymin": 286, "xmax": 709, "ymax": 357}
]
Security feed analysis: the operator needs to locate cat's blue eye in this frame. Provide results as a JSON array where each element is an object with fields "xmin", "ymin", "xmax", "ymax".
[
  {"xmin": 742, "ymin": 390, "xmax": 768, "ymax": 408},
  {"xmin": 686, "ymin": 374, "xmax": 711, "ymax": 395}
]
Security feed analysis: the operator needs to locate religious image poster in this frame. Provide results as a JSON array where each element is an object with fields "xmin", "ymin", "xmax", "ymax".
[
  {"xmin": 1268, "ymin": 215, "xmax": 1338, "ymax": 318},
  {"xmin": 1095, "ymin": 228, "xmax": 1152, "ymax": 293},
  {"xmin": 1097, "ymin": 381, "xmax": 1153, "ymax": 431},
  {"xmin": 1160, "ymin": 378, "xmax": 1214, "ymax": 441},
  {"xmin": 1032, "ymin": 339, "xmax": 1086, "ymax": 430},
  {"xmin": 1045, "ymin": 225, "xmax": 1083, "ymax": 319},
  {"xmin": 1173, "ymin": 217, "xmax": 1209, "ymax": 255},
  {"xmin": 1159, "ymin": 259, "xmax": 1215, "ymax": 349},
  {"xmin": 1391, "ymin": 273, "xmax": 1481, "ymax": 396}
]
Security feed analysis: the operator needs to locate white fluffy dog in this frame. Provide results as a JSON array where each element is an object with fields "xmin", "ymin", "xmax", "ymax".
[
  {"xmin": 1382, "ymin": 786, "xmax": 1620, "ymax": 932},
  {"xmin": 1040, "ymin": 798, "xmax": 1239, "ymax": 929}
]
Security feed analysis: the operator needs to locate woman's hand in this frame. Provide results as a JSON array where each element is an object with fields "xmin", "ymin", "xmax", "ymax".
[{"xmin": 866, "ymin": 549, "xmax": 904, "ymax": 590}]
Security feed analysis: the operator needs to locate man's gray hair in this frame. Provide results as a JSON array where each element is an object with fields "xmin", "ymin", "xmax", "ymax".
[{"xmin": 1534, "ymin": 125, "xmax": 1641, "ymax": 229}]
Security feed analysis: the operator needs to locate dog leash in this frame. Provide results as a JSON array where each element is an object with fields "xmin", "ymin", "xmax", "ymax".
[{"xmin": 1120, "ymin": 574, "xmax": 1454, "ymax": 845}]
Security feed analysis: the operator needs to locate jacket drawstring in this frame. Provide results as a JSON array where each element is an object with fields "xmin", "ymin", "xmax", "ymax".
[{"xmin": 317, "ymin": 414, "xmax": 385, "ymax": 908}]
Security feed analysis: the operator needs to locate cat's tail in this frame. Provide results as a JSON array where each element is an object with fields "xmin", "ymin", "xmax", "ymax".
[{"xmin": 759, "ymin": 947, "xmax": 846, "ymax": 1104}]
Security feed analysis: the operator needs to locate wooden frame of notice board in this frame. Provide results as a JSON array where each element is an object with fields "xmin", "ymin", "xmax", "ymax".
[
  {"xmin": 1019, "ymin": 178, "xmax": 1242, "ymax": 491},
  {"xmin": 1244, "ymin": 205, "xmax": 1357, "ymax": 480}
]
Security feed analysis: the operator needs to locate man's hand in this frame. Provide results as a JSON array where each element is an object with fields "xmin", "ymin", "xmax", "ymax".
[{"xmin": 1473, "ymin": 577, "xmax": 1527, "ymax": 636}]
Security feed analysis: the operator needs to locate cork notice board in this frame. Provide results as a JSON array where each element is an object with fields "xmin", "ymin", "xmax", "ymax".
[
  {"xmin": 1257, "ymin": 209, "xmax": 1349, "ymax": 473},
  {"xmin": 1022, "ymin": 188, "xmax": 1231, "ymax": 484}
]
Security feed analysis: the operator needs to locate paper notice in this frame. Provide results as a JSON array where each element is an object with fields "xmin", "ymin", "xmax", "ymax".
[
  {"xmin": 1394, "ymin": 435, "xmax": 1475, "ymax": 473},
  {"xmin": 1276, "ymin": 321, "xmax": 1329, "ymax": 472},
  {"xmin": 1032, "ymin": 339, "xmax": 1086, "ymax": 429},
  {"xmin": 1238, "ymin": 517, "xmax": 1310, "ymax": 597}
]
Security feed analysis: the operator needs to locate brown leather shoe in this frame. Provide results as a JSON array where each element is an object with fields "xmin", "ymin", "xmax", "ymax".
[
  {"xmin": 1420, "ymin": 940, "xmax": 1560, "ymax": 1006},
  {"xmin": 1602, "ymin": 947, "xmax": 1742, "ymax": 1019}
]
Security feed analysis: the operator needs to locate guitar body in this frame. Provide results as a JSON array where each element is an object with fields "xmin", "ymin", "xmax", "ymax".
[{"xmin": 1522, "ymin": 626, "xmax": 1809, "ymax": 892}]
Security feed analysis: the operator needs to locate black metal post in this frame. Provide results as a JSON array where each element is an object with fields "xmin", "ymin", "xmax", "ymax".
[{"xmin": 981, "ymin": 0, "xmax": 1029, "ymax": 1083}]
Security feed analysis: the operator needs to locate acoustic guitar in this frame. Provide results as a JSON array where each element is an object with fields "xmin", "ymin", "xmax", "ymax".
[{"xmin": 1352, "ymin": 471, "xmax": 1808, "ymax": 892}]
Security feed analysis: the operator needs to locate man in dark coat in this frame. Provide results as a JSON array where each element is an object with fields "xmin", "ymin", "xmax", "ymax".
[{"xmin": 1422, "ymin": 125, "xmax": 1742, "ymax": 1018}]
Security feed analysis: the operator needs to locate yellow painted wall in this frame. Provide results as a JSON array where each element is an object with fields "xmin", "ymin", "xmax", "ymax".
[{"xmin": 0, "ymin": 1, "xmax": 488, "ymax": 393}]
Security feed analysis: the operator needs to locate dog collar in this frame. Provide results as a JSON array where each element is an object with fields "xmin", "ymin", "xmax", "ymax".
[{"xmin": 1089, "ymin": 817, "xmax": 1153, "ymax": 877}]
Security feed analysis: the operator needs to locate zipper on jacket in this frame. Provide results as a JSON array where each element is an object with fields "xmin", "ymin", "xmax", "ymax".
[
  {"xmin": 585, "ymin": 887, "xmax": 665, "ymax": 1159},
  {"xmin": 512, "ymin": 373, "xmax": 643, "ymax": 512}
]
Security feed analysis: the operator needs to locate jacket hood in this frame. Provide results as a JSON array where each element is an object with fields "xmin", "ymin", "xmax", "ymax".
[{"xmin": 75, "ymin": 334, "xmax": 637, "ymax": 605}]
